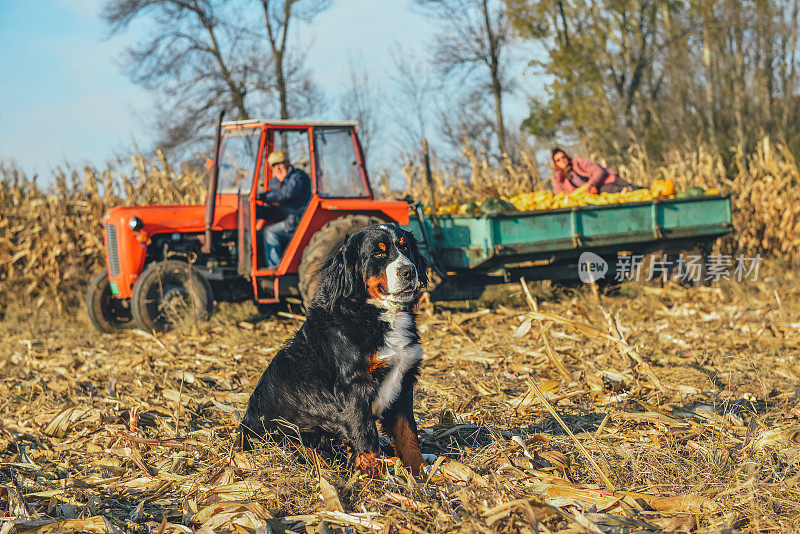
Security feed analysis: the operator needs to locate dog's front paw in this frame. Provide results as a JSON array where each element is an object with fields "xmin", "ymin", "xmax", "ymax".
[{"xmin": 354, "ymin": 452, "xmax": 384, "ymax": 478}]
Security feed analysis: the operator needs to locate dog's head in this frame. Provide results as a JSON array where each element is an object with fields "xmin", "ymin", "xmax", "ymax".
[{"xmin": 312, "ymin": 224, "xmax": 428, "ymax": 312}]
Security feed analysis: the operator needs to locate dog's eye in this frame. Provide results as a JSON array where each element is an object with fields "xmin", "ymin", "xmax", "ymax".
[{"xmin": 374, "ymin": 250, "xmax": 386, "ymax": 257}]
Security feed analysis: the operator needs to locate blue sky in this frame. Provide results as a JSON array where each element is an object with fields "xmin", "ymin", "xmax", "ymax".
[
  {"xmin": 0, "ymin": 0, "xmax": 153, "ymax": 176},
  {"xmin": 0, "ymin": 0, "xmax": 531, "ymax": 179}
]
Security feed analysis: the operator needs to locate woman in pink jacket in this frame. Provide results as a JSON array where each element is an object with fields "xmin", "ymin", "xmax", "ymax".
[{"xmin": 551, "ymin": 148, "xmax": 642, "ymax": 194}]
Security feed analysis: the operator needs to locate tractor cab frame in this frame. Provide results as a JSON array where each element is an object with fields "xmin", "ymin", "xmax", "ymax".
[{"xmin": 87, "ymin": 119, "xmax": 409, "ymax": 332}]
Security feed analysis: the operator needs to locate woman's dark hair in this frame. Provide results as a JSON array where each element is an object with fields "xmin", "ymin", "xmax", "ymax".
[{"xmin": 551, "ymin": 147, "xmax": 569, "ymax": 160}]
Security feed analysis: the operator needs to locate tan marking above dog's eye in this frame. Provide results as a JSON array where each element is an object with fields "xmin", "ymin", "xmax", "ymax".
[
  {"xmin": 398, "ymin": 237, "xmax": 405, "ymax": 245},
  {"xmin": 378, "ymin": 242, "xmax": 387, "ymax": 251}
]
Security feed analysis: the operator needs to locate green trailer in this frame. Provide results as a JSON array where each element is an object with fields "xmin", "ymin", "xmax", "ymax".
[{"xmin": 403, "ymin": 194, "xmax": 733, "ymax": 291}]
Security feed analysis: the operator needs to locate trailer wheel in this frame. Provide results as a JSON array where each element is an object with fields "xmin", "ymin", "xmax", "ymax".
[
  {"xmin": 298, "ymin": 215, "xmax": 384, "ymax": 307},
  {"xmin": 131, "ymin": 260, "xmax": 213, "ymax": 332},
  {"xmin": 85, "ymin": 270, "xmax": 134, "ymax": 333}
]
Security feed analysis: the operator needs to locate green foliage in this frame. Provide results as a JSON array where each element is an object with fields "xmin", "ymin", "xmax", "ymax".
[
  {"xmin": 504, "ymin": 0, "xmax": 550, "ymax": 39},
  {"xmin": 505, "ymin": 0, "xmax": 800, "ymax": 162},
  {"xmin": 521, "ymin": 99, "xmax": 563, "ymax": 139}
]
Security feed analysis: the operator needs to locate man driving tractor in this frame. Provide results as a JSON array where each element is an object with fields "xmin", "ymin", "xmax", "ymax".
[{"xmin": 258, "ymin": 150, "xmax": 312, "ymax": 268}]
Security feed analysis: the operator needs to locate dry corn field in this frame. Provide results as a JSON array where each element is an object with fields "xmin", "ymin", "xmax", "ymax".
[
  {"xmin": 1, "ymin": 140, "xmax": 800, "ymax": 532},
  {"xmin": 1, "ymin": 137, "xmax": 799, "ymax": 312},
  {"xmin": 0, "ymin": 265, "xmax": 799, "ymax": 532},
  {"xmin": 0, "ymin": 152, "xmax": 205, "ymax": 314}
]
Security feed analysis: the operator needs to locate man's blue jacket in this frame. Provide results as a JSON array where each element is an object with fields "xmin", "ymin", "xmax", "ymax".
[{"xmin": 258, "ymin": 167, "xmax": 312, "ymax": 228}]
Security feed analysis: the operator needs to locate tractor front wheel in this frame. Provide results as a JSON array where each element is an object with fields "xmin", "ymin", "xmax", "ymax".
[
  {"xmin": 86, "ymin": 270, "xmax": 134, "ymax": 333},
  {"xmin": 298, "ymin": 215, "xmax": 384, "ymax": 307},
  {"xmin": 131, "ymin": 260, "xmax": 213, "ymax": 332}
]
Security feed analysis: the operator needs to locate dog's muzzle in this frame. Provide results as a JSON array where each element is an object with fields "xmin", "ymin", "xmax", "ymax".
[{"xmin": 385, "ymin": 255, "xmax": 419, "ymax": 299}]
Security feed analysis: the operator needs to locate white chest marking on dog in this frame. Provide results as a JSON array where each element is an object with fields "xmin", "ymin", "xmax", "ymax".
[{"xmin": 371, "ymin": 309, "xmax": 422, "ymax": 418}]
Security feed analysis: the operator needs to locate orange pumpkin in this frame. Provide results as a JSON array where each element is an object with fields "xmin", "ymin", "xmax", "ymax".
[{"xmin": 651, "ymin": 179, "xmax": 675, "ymax": 198}]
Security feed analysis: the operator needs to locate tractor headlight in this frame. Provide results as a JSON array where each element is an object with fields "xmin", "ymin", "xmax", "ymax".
[{"xmin": 128, "ymin": 216, "xmax": 144, "ymax": 231}]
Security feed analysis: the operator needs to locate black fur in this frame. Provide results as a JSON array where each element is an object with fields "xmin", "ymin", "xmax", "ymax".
[{"xmin": 240, "ymin": 224, "xmax": 428, "ymax": 473}]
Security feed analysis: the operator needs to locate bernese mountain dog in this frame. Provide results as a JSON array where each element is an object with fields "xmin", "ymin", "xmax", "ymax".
[{"xmin": 240, "ymin": 223, "xmax": 428, "ymax": 476}]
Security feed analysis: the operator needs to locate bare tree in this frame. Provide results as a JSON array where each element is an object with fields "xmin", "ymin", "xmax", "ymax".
[
  {"xmin": 508, "ymin": 0, "xmax": 800, "ymax": 160},
  {"xmin": 260, "ymin": 0, "xmax": 330, "ymax": 120},
  {"xmin": 389, "ymin": 46, "xmax": 437, "ymax": 151},
  {"xmin": 102, "ymin": 0, "xmax": 328, "ymax": 154},
  {"xmin": 417, "ymin": 0, "xmax": 515, "ymax": 158},
  {"xmin": 337, "ymin": 58, "xmax": 382, "ymax": 165},
  {"xmin": 438, "ymin": 89, "xmax": 495, "ymax": 154},
  {"xmin": 779, "ymin": 0, "xmax": 800, "ymax": 135}
]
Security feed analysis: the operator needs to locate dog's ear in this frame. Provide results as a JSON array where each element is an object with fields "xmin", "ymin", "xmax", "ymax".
[{"xmin": 312, "ymin": 234, "xmax": 360, "ymax": 312}]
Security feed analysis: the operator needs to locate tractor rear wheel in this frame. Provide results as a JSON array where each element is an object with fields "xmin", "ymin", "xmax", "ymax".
[
  {"xmin": 131, "ymin": 260, "xmax": 213, "ymax": 332},
  {"xmin": 298, "ymin": 215, "xmax": 384, "ymax": 307},
  {"xmin": 86, "ymin": 270, "xmax": 134, "ymax": 333}
]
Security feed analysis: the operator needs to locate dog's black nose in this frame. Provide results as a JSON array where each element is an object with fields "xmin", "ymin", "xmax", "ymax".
[{"xmin": 397, "ymin": 264, "xmax": 415, "ymax": 280}]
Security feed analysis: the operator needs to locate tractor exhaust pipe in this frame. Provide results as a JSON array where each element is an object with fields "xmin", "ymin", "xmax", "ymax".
[{"xmin": 201, "ymin": 110, "xmax": 225, "ymax": 254}]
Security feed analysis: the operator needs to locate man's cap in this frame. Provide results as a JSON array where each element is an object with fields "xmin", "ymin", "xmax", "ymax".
[{"xmin": 267, "ymin": 150, "xmax": 289, "ymax": 166}]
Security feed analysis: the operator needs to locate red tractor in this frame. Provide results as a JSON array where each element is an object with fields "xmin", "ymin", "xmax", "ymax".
[{"xmin": 86, "ymin": 118, "xmax": 409, "ymax": 332}]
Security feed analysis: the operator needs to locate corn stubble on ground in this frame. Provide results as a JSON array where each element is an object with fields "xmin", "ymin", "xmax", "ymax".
[
  {"xmin": 1, "ymin": 138, "xmax": 799, "ymax": 531},
  {"xmin": 0, "ymin": 262, "xmax": 799, "ymax": 533}
]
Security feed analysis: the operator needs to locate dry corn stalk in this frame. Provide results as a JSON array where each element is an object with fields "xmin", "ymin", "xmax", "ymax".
[
  {"xmin": 2, "ymin": 136, "xmax": 798, "ymax": 314},
  {"xmin": 0, "ymin": 151, "xmax": 204, "ymax": 312}
]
